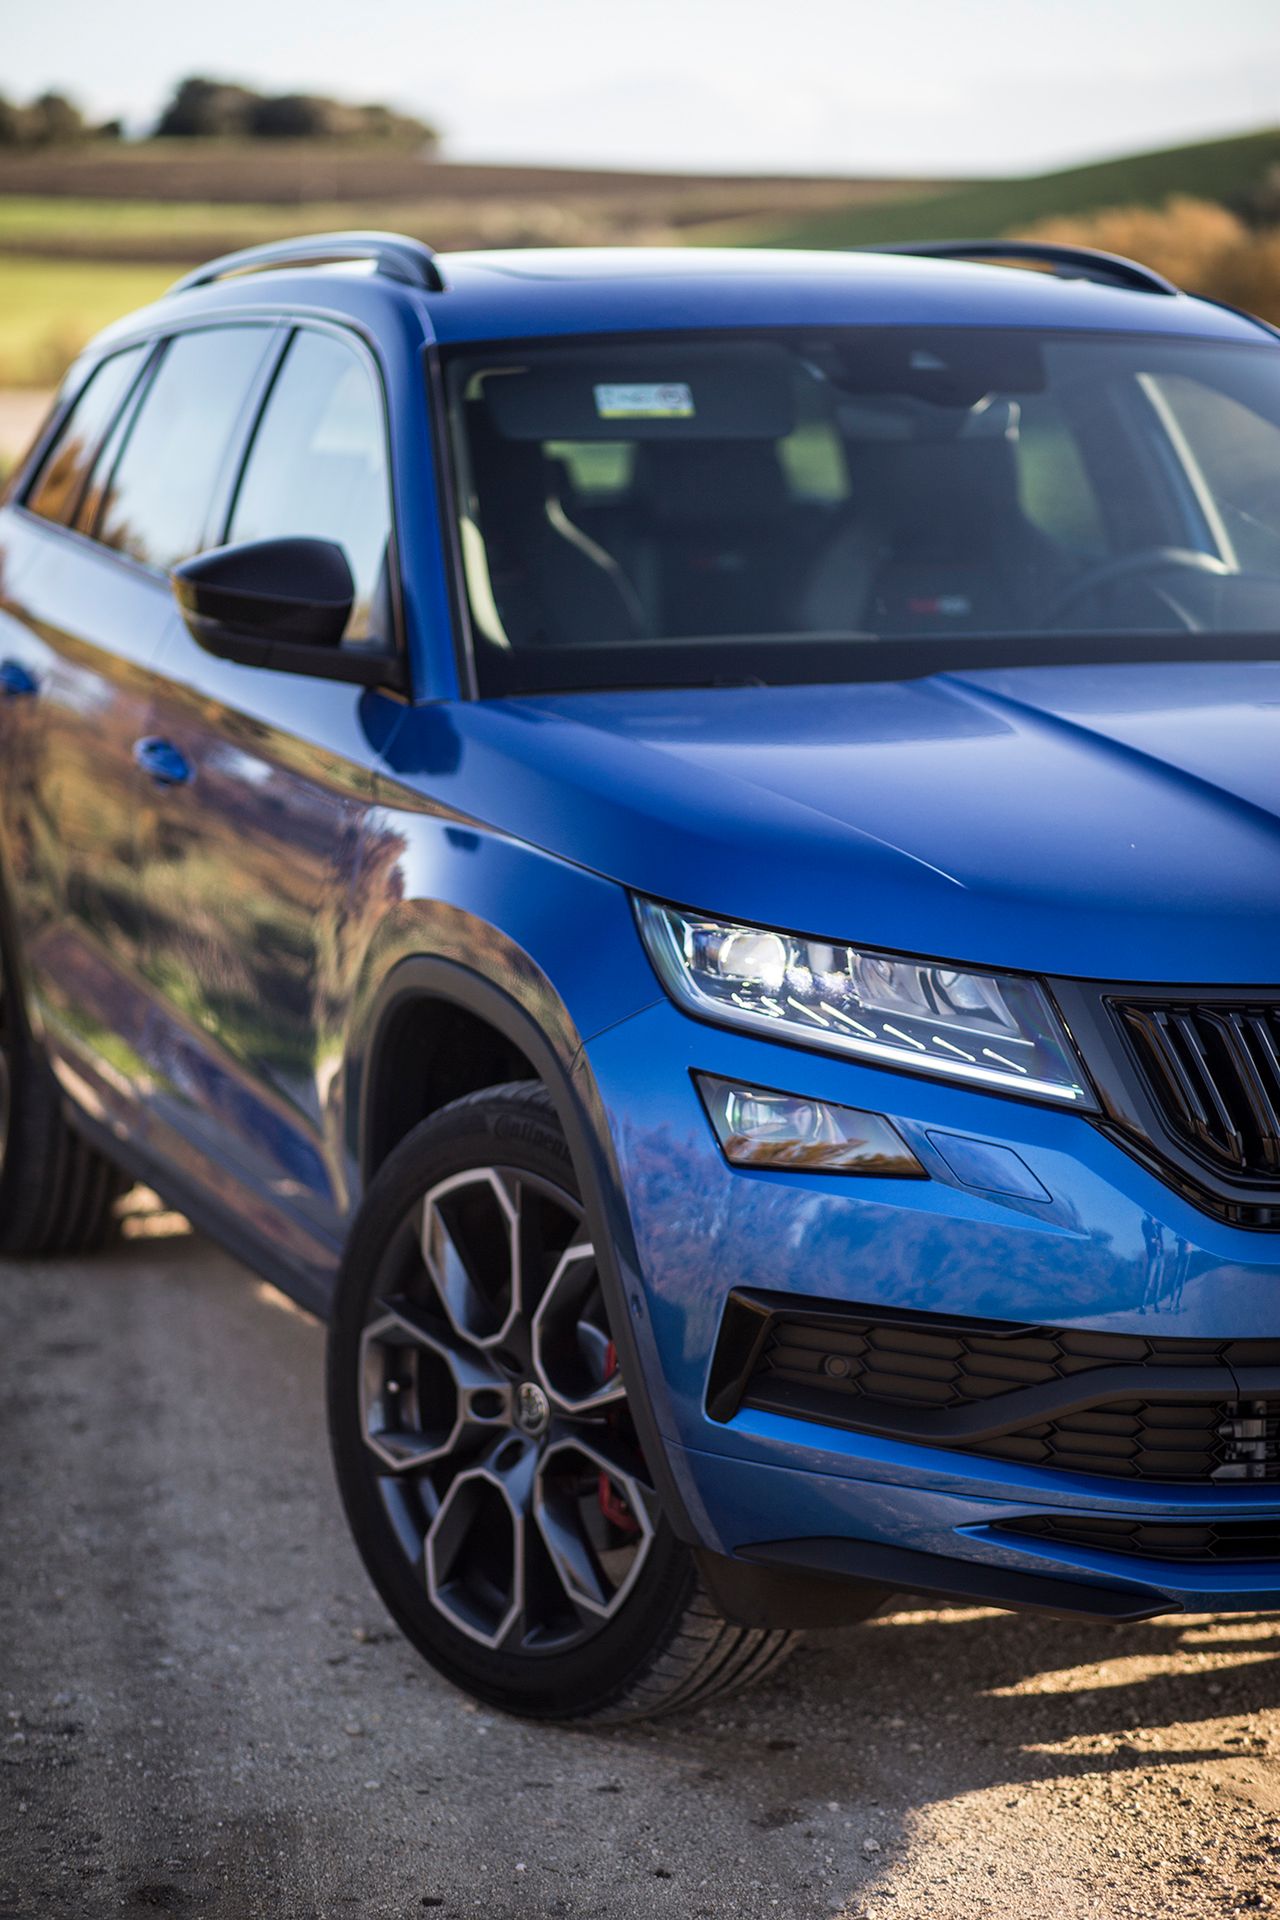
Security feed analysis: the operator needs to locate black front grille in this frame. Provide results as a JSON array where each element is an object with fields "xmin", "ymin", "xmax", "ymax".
[
  {"xmin": 709, "ymin": 1290, "xmax": 1280, "ymax": 1487},
  {"xmin": 1002, "ymin": 1513, "xmax": 1280, "ymax": 1563},
  {"xmin": 1116, "ymin": 999, "xmax": 1280, "ymax": 1182},
  {"xmin": 1049, "ymin": 980, "xmax": 1280, "ymax": 1229},
  {"xmin": 754, "ymin": 1313, "xmax": 1273, "ymax": 1411},
  {"xmin": 976, "ymin": 1396, "xmax": 1242, "ymax": 1481}
]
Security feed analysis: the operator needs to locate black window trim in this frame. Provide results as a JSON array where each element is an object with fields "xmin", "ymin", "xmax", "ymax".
[
  {"xmin": 10, "ymin": 360, "xmax": 98, "ymax": 506},
  {"xmin": 77, "ymin": 319, "xmax": 285, "ymax": 564},
  {"xmin": 17, "ymin": 339, "xmax": 158, "ymax": 531},
  {"xmin": 10, "ymin": 320, "xmax": 279, "ymax": 589},
  {"xmin": 69, "ymin": 340, "xmax": 166, "ymax": 540},
  {"xmin": 426, "ymin": 339, "xmax": 478, "ymax": 701},
  {"xmin": 216, "ymin": 314, "xmax": 408, "ymax": 669},
  {"xmin": 9, "ymin": 308, "xmax": 410, "ymax": 693}
]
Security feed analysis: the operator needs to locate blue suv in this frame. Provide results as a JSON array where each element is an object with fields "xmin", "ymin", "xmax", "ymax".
[{"xmin": 4, "ymin": 231, "xmax": 1280, "ymax": 1723}]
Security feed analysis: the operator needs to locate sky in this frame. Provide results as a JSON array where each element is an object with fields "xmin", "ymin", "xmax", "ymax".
[{"xmin": 5, "ymin": 0, "xmax": 1279, "ymax": 177}]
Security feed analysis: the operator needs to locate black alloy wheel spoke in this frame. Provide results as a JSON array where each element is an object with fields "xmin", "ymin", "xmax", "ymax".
[{"xmin": 358, "ymin": 1164, "xmax": 655, "ymax": 1653}]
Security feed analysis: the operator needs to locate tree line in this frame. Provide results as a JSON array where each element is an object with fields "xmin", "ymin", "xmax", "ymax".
[{"xmin": 0, "ymin": 76, "xmax": 439, "ymax": 148}]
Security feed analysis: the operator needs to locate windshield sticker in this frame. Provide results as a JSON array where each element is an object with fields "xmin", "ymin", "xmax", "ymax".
[{"xmin": 594, "ymin": 382, "xmax": 695, "ymax": 420}]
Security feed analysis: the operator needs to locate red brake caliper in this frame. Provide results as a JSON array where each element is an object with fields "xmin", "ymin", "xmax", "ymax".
[{"xmin": 597, "ymin": 1340, "xmax": 641, "ymax": 1536}]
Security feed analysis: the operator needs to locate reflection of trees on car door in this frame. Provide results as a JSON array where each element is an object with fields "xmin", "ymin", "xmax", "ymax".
[
  {"xmin": 133, "ymin": 325, "xmax": 406, "ymax": 1285},
  {"xmin": 0, "ymin": 332, "xmax": 275, "ymax": 1143}
]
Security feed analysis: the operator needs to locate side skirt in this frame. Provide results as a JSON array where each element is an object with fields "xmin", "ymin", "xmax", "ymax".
[{"xmin": 63, "ymin": 1098, "xmax": 335, "ymax": 1321}]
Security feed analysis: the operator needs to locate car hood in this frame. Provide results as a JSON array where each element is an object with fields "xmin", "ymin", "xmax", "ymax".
[{"xmin": 383, "ymin": 660, "xmax": 1280, "ymax": 984}]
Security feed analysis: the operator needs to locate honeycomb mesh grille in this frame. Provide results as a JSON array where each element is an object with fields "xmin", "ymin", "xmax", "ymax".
[
  {"xmin": 734, "ymin": 1301, "xmax": 1280, "ymax": 1485},
  {"xmin": 974, "ymin": 1396, "xmax": 1235, "ymax": 1481},
  {"xmin": 1003, "ymin": 1514, "xmax": 1280, "ymax": 1563},
  {"xmin": 757, "ymin": 1316, "xmax": 1278, "ymax": 1410}
]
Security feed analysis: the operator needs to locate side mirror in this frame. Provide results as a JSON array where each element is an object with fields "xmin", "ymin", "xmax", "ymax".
[{"xmin": 170, "ymin": 537, "xmax": 404, "ymax": 689}]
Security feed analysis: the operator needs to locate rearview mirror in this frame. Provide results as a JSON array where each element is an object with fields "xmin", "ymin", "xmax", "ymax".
[{"xmin": 170, "ymin": 537, "xmax": 404, "ymax": 689}]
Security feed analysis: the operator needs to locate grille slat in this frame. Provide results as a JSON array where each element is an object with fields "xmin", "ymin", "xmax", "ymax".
[
  {"xmin": 1227, "ymin": 1012, "xmax": 1280, "ymax": 1170},
  {"xmin": 1174, "ymin": 1010, "xmax": 1245, "ymax": 1162},
  {"xmin": 1118, "ymin": 997, "xmax": 1280, "ymax": 1182}
]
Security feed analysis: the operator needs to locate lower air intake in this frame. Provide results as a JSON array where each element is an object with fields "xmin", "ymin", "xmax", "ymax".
[
  {"xmin": 1001, "ymin": 1514, "xmax": 1280, "ymax": 1563},
  {"xmin": 709, "ymin": 1290, "xmax": 1280, "ymax": 1487}
]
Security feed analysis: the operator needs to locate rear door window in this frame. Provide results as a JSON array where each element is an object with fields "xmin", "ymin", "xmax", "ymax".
[
  {"xmin": 227, "ymin": 328, "xmax": 393, "ymax": 642},
  {"xmin": 93, "ymin": 326, "xmax": 277, "ymax": 571},
  {"xmin": 25, "ymin": 346, "xmax": 148, "ymax": 528}
]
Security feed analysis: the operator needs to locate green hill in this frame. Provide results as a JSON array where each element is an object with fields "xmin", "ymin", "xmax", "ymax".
[{"xmin": 756, "ymin": 128, "xmax": 1280, "ymax": 249}]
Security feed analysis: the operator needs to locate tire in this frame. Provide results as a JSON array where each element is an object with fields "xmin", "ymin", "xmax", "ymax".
[
  {"xmin": 0, "ymin": 916, "xmax": 125, "ymax": 1258},
  {"xmin": 328, "ymin": 1079, "xmax": 797, "ymax": 1723}
]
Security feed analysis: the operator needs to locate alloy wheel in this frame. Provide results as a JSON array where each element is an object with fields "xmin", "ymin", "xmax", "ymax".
[{"xmin": 358, "ymin": 1165, "xmax": 657, "ymax": 1654}]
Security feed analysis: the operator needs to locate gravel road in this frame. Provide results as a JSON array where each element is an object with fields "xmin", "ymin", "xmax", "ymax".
[{"xmin": 4, "ymin": 1204, "xmax": 1280, "ymax": 1919}]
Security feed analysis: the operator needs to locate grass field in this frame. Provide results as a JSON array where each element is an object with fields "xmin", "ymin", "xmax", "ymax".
[
  {"xmin": 0, "ymin": 150, "xmax": 950, "ymax": 384},
  {"xmin": 0, "ymin": 254, "xmax": 179, "ymax": 385},
  {"xmin": 0, "ymin": 140, "xmax": 950, "ymax": 209},
  {"xmin": 0, "ymin": 187, "xmax": 877, "ymax": 262},
  {"xmin": 755, "ymin": 127, "xmax": 1280, "ymax": 247},
  {"xmin": 0, "ymin": 128, "xmax": 1278, "ymax": 388}
]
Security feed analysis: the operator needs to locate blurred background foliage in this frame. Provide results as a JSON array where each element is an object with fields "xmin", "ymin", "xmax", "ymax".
[{"xmin": 0, "ymin": 74, "xmax": 1277, "ymax": 463}]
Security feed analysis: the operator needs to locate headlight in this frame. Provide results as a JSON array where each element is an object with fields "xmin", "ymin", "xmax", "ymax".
[{"xmin": 635, "ymin": 899, "xmax": 1094, "ymax": 1107}]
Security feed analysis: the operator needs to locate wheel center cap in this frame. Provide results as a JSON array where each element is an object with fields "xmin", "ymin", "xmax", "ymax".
[{"xmin": 515, "ymin": 1380, "xmax": 550, "ymax": 1436}]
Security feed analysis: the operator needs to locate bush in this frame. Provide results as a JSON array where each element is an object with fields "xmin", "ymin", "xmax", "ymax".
[
  {"xmin": 0, "ymin": 88, "xmax": 87, "ymax": 147},
  {"xmin": 245, "ymin": 93, "xmax": 340, "ymax": 139},
  {"xmin": 151, "ymin": 74, "xmax": 439, "ymax": 148},
  {"xmin": 153, "ymin": 77, "xmax": 260, "ymax": 139},
  {"xmin": 1018, "ymin": 194, "xmax": 1280, "ymax": 324}
]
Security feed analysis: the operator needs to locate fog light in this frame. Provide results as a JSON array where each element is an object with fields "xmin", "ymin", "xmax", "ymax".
[{"xmin": 696, "ymin": 1075, "xmax": 925, "ymax": 1177}]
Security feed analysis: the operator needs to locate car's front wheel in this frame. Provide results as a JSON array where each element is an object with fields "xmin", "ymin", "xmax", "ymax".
[{"xmin": 327, "ymin": 1079, "xmax": 797, "ymax": 1722}]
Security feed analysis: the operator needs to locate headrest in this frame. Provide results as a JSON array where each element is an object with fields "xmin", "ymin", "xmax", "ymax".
[
  {"xmin": 855, "ymin": 436, "xmax": 1023, "ymax": 554},
  {"xmin": 629, "ymin": 441, "xmax": 790, "ymax": 524},
  {"xmin": 836, "ymin": 394, "xmax": 1022, "ymax": 445}
]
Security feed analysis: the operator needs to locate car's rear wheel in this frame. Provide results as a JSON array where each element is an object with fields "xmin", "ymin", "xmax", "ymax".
[
  {"xmin": 0, "ymin": 920, "xmax": 125, "ymax": 1258},
  {"xmin": 328, "ymin": 1079, "xmax": 797, "ymax": 1722}
]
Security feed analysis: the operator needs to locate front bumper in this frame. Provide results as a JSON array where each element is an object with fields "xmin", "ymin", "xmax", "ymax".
[{"xmin": 583, "ymin": 996, "xmax": 1280, "ymax": 1618}]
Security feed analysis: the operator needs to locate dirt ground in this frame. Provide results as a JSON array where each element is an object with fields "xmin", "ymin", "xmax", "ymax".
[{"xmin": 3, "ymin": 1215, "xmax": 1280, "ymax": 1920}]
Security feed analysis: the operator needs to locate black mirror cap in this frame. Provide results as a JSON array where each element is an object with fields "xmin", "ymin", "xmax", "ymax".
[
  {"xmin": 169, "ymin": 537, "xmax": 405, "ymax": 688},
  {"xmin": 171, "ymin": 536, "xmax": 356, "ymax": 648}
]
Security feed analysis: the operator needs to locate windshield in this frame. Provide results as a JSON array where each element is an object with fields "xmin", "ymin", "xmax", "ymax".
[{"xmin": 443, "ymin": 327, "xmax": 1280, "ymax": 696}]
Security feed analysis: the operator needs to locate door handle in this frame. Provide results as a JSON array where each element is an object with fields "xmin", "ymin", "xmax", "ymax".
[
  {"xmin": 133, "ymin": 736, "xmax": 193, "ymax": 787},
  {"xmin": 0, "ymin": 660, "xmax": 37, "ymax": 697}
]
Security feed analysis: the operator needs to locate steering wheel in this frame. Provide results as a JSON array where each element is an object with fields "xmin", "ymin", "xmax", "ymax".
[{"xmin": 1040, "ymin": 546, "xmax": 1233, "ymax": 629}]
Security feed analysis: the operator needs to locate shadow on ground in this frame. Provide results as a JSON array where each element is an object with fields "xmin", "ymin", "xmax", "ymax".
[{"xmin": 3, "ymin": 1231, "xmax": 1278, "ymax": 1918}]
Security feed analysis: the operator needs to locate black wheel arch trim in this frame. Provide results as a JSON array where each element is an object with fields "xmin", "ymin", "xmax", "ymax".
[{"xmin": 354, "ymin": 952, "xmax": 705, "ymax": 1547}]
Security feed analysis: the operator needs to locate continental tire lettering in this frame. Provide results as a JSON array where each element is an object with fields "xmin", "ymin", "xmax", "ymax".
[{"xmin": 492, "ymin": 1114, "xmax": 566, "ymax": 1157}]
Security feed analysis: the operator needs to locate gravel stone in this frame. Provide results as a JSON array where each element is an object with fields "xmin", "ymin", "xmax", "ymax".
[{"xmin": 3, "ymin": 1229, "xmax": 1280, "ymax": 1919}]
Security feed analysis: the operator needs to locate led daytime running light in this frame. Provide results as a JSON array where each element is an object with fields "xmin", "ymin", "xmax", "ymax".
[{"xmin": 636, "ymin": 900, "xmax": 1094, "ymax": 1108}]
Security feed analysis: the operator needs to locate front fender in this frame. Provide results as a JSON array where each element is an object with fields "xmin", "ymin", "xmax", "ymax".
[{"xmin": 341, "ymin": 816, "xmax": 708, "ymax": 1544}]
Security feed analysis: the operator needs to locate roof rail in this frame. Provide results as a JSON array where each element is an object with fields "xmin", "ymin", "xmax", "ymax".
[
  {"xmin": 861, "ymin": 239, "xmax": 1179, "ymax": 297},
  {"xmin": 169, "ymin": 230, "xmax": 446, "ymax": 296}
]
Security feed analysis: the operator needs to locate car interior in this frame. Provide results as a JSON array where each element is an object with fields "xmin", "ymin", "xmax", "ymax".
[{"xmin": 449, "ymin": 329, "xmax": 1280, "ymax": 669}]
